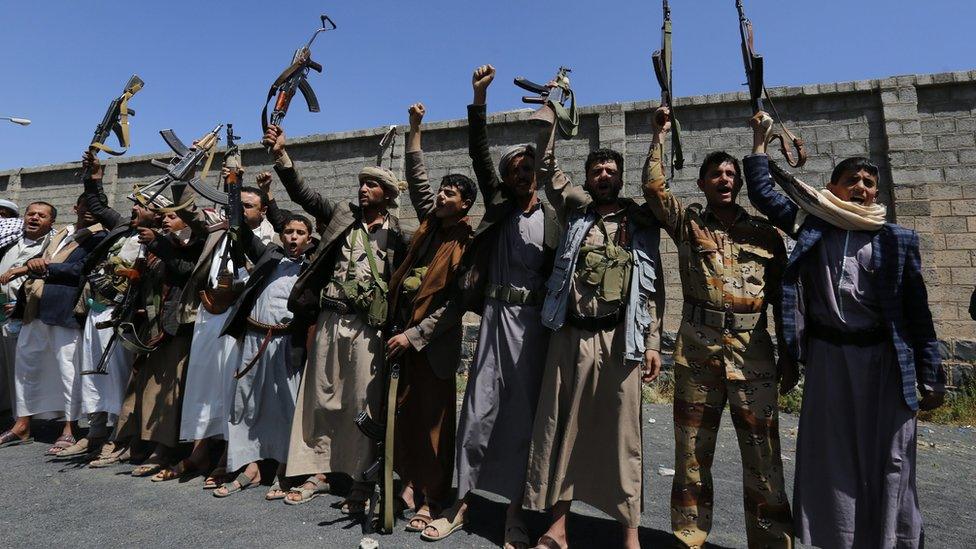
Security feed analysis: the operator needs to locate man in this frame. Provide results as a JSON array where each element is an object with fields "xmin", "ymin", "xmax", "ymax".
[
  {"xmin": 58, "ymin": 152, "xmax": 158, "ymax": 461},
  {"xmin": 0, "ymin": 199, "xmax": 19, "ymax": 219},
  {"xmin": 262, "ymin": 124, "xmax": 409, "ymax": 510},
  {"xmin": 213, "ymin": 213, "xmax": 313, "ymax": 499},
  {"xmin": 0, "ymin": 199, "xmax": 104, "ymax": 452},
  {"xmin": 422, "ymin": 65, "xmax": 561, "ymax": 547},
  {"xmin": 112, "ymin": 192, "xmax": 204, "ymax": 477},
  {"xmin": 156, "ymin": 173, "xmax": 279, "ymax": 484},
  {"xmin": 385, "ymin": 102, "xmax": 475, "ymax": 534},
  {"xmin": 745, "ymin": 112, "xmax": 945, "ymax": 548},
  {"xmin": 645, "ymin": 107, "xmax": 793, "ymax": 548},
  {"xmin": 0, "ymin": 205, "xmax": 52, "ymax": 416},
  {"xmin": 522, "ymin": 105, "xmax": 665, "ymax": 549}
]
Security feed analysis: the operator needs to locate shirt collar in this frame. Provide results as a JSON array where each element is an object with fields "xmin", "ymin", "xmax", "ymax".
[{"xmin": 701, "ymin": 203, "xmax": 748, "ymax": 226}]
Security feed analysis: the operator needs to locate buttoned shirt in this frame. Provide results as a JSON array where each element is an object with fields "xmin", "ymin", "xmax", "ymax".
[{"xmin": 643, "ymin": 144, "xmax": 786, "ymax": 380}]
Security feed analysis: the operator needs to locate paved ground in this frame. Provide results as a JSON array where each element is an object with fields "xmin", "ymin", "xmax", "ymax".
[{"xmin": 1, "ymin": 404, "xmax": 973, "ymax": 548}]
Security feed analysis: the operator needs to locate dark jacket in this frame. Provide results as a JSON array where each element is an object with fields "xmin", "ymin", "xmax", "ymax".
[
  {"xmin": 462, "ymin": 104, "xmax": 561, "ymax": 313},
  {"xmin": 273, "ymin": 163, "xmax": 410, "ymax": 328},
  {"xmin": 744, "ymin": 153, "xmax": 944, "ymax": 410},
  {"xmin": 221, "ymin": 222, "xmax": 308, "ymax": 370}
]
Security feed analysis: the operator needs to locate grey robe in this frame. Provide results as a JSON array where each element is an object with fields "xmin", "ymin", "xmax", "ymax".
[
  {"xmin": 795, "ymin": 229, "xmax": 926, "ymax": 548},
  {"xmin": 226, "ymin": 258, "xmax": 303, "ymax": 471},
  {"xmin": 455, "ymin": 204, "xmax": 549, "ymax": 501}
]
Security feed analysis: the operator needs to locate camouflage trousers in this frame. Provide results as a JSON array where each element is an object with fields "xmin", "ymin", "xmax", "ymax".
[{"xmin": 671, "ymin": 361, "xmax": 793, "ymax": 549}]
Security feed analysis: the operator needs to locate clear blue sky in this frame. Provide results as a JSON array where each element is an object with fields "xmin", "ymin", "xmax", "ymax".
[{"xmin": 1, "ymin": 0, "xmax": 972, "ymax": 171}]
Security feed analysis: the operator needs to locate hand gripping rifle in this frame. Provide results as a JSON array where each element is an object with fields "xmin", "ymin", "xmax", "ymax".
[
  {"xmin": 261, "ymin": 14, "xmax": 336, "ymax": 147},
  {"xmin": 514, "ymin": 67, "xmax": 579, "ymax": 138},
  {"xmin": 201, "ymin": 124, "xmax": 247, "ymax": 314},
  {"xmin": 735, "ymin": 0, "xmax": 807, "ymax": 167},
  {"xmin": 140, "ymin": 124, "xmax": 224, "ymax": 210},
  {"xmin": 652, "ymin": 0, "xmax": 684, "ymax": 174},
  {"xmin": 82, "ymin": 74, "xmax": 144, "ymax": 180},
  {"xmin": 355, "ymin": 322, "xmax": 403, "ymax": 534}
]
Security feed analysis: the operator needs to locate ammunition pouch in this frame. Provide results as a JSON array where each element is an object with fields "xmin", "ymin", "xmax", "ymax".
[{"xmin": 485, "ymin": 283, "xmax": 543, "ymax": 306}]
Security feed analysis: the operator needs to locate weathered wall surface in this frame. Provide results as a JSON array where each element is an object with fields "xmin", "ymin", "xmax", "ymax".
[{"xmin": 3, "ymin": 70, "xmax": 974, "ymax": 383}]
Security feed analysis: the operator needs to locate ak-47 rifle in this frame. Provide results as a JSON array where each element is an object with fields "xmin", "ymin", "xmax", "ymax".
[
  {"xmin": 139, "ymin": 124, "xmax": 223, "ymax": 209},
  {"xmin": 514, "ymin": 67, "xmax": 579, "ymax": 138},
  {"xmin": 199, "ymin": 124, "xmax": 246, "ymax": 315},
  {"xmin": 735, "ymin": 0, "xmax": 807, "ymax": 167},
  {"xmin": 652, "ymin": 0, "xmax": 684, "ymax": 174},
  {"xmin": 355, "ymin": 322, "xmax": 403, "ymax": 534},
  {"xmin": 261, "ymin": 14, "xmax": 336, "ymax": 148},
  {"xmin": 81, "ymin": 74, "xmax": 144, "ymax": 180}
]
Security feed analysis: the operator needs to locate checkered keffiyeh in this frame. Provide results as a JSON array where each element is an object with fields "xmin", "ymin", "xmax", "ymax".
[{"xmin": 0, "ymin": 217, "xmax": 23, "ymax": 249}]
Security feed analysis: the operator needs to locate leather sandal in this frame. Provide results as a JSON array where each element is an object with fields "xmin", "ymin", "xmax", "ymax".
[
  {"xmin": 420, "ymin": 510, "xmax": 466, "ymax": 542},
  {"xmin": 283, "ymin": 475, "xmax": 330, "ymax": 506}
]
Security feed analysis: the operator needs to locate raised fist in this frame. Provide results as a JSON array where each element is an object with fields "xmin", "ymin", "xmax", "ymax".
[
  {"xmin": 255, "ymin": 171, "xmax": 273, "ymax": 193},
  {"xmin": 263, "ymin": 125, "xmax": 286, "ymax": 156},
  {"xmin": 472, "ymin": 64, "xmax": 496, "ymax": 92},
  {"xmin": 408, "ymin": 103, "xmax": 426, "ymax": 128},
  {"xmin": 82, "ymin": 150, "xmax": 104, "ymax": 179}
]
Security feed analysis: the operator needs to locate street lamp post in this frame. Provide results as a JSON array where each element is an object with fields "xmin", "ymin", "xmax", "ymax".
[{"xmin": 1, "ymin": 117, "xmax": 31, "ymax": 126}]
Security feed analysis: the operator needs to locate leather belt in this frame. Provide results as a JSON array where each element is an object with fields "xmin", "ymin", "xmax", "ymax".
[
  {"xmin": 485, "ymin": 283, "xmax": 543, "ymax": 306},
  {"xmin": 682, "ymin": 301, "xmax": 762, "ymax": 332},
  {"xmin": 566, "ymin": 306, "xmax": 625, "ymax": 332},
  {"xmin": 320, "ymin": 294, "xmax": 354, "ymax": 315},
  {"xmin": 808, "ymin": 320, "xmax": 887, "ymax": 347},
  {"xmin": 235, "ymin": 317, "xmax": 292, "ymax": 379}
]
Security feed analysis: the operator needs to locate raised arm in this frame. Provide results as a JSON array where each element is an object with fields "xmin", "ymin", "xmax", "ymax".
[
  {"xmin": 743, "ymin": 113, "xmax": 800, "ymax": 236},
  {"xmin": 536, "ymin": 116, "xmax": 590, "ymax": 225},
  {"xmin": 642, "ymin": 107, "xmax": 686, "ymax": 241},
  {"xmin": 255, "ymin": 171, "xmax": 293, "ymax": 233},
  {"xmin": 404, "ymin": 103, "xmax": 437, "ymax": 221},
  {"xmin": 468, "ymin": 64, "xmax": 502, "ymax": 202},
  {"xmin": 81, "ymin": 151, "xmax": 125, "ymax": 230},
  {"xmin": 263, "ymin": 125, "xmax": 337, "ymax": 224}
]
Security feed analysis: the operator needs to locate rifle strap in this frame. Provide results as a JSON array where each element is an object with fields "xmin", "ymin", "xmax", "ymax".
[
  {"xmin": 550, "ymin": 88, "xmax": 579, "ymax": 139},
  {"xmin": 91, "ymin": 89, "xmax": 137, "ymax": 156},
  {"xmin": 761, "ymin": 86, "xmax": 808, "ymax": 168},
  {"xmin": 381, "ymin": 363, "xmax": 399, "ymax": 533}
]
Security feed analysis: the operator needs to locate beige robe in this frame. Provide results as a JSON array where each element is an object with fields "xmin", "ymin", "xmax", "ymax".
[
  {"xmin": 285, "ymin": 221, "xmax": 388, "ymax": 478},
  {"xmin": 523, "ymin": 211, "xmax": 649, "ymax": 528}
]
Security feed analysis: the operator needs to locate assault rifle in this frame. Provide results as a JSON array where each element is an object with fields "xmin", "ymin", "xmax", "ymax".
[
  {"xmin": 735, "ymin": 0, "xmax": 807, "ymax": 167},
  {"xmin": 81, "ymin": 74, "xmax": 144, "ymax": 180},
  {"xmin": 202, "ymin": 124, "xmax": 246, "ymax": 315},
  {"xmin": 140, "ymin": 124, "xmax": 223, "ymax": 209},
  {"xmin": 261, "ymin": 14, "xmax": 336, "ymax": 145},
  {"xmin": 652, "ymin": 0, "xmax": 683, "ymax": 173},
  {"xmin": 355, "ymin": 322, "xmax": 403, "ymax": 534},
  {"xmin": 514, "ymin": 66, "xmax": 579, "ymax": 138}
]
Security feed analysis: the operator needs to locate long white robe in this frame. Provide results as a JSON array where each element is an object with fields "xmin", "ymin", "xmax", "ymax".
[
  {"xmin": 14, "ymin": 321, "xmax": 81, "ymax": 420},
  {"xmin": 78, "ymin": 305, "xmax": 133, "ymax": 417}
]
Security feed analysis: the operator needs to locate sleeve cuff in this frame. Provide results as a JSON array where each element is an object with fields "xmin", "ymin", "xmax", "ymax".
[
  {"xmin": 274, "ymin": 150, "xmax": 293, "ymax": 169},
  {"xmin": 404, "ymin": 326, "xmax": 427, "ymax": 351}
]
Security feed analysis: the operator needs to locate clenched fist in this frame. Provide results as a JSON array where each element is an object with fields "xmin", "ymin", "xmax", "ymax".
[
  {"xmin": 472, "ymin": 64, "xmax": 496, "ymax": 105},
  {"xmin": 408, "ymin": 103, "xmax": 426, "ymax": 129}
]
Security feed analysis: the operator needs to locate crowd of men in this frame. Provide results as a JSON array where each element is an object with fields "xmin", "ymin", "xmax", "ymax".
[{"xmin": 0, "ymin": 65, "xmax": 950, "ymax": 549}]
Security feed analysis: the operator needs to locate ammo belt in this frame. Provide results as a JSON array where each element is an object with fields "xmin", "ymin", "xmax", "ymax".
[
  {"xmin": 567, "ymin": 306, "xmax": 625, "ymax": 332},
  {"xmin": 682, "ymin": 301, "xmax": 763, "ymax": 333},
  {"xmin": 485, "ymin": 283, "xmax": 543, "ymax": 307},
  {"xmin": 807, "ymin": 320, "xmax": 887, "ymax": 347},
  {"xmin": 234, "ymin": 317, "xmax": 291, "ymax": 379},
  {"xmin": 320, "ymin": 294, "xmax": 354, "ymax": 315}
]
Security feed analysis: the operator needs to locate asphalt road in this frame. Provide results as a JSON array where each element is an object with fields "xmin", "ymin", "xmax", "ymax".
[{"xmin": 1, "ymin": 404, "xmax": 973, "ymax": 548}]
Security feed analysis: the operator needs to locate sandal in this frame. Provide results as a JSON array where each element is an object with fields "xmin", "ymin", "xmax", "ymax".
[
  {"xmin": 213, "ymin": 472, "xmax": 256, "ymax": 498},
  {"xmin": 283, "ymin": 475, "xmax": 330, "ymax": 506},
  {"xmin": 131, "ymin": 462, "xmax": 163, "ymax": 477},
  {"xmin": 420, "ymin": 510, "xmax": 466, "ymax": 542},
  {"xmin": 45, "ymin": 434, "xmax": 76, "ymax": 456},
  {"xmin": 57, "ymin": 437, "xmax": 99, "ymax": 458},
  {"xmin": 203, "ymin": 466, "xmax": 227, "ymax": 490},
  {"xmin": 339, "ymin": 483, "xmax": 372, "ymax": 515},
  {"xmin": 532, "ymin": 535, "xmax": 567, "ymax": 549},
  {"xmin": 89, "ymin": 444, "xmax": 130, "ymax": 468},
  {"xmin": 151, "ymin": 459, "xmax": 202, "ymax": 482},
  {"xmin": 405, "ymin": 506, "xmax": 435, "ymax": 533},
  {"xmin": 0, "ymin": 430, "xmax": 33, "ymax": 448},
  {"xmin": 265, "ymin": 483, "xmax": 288, "ymax": 501},
  {"xmin": 504, "ymin": 518, "xmax": 531, "ymax": 549}
]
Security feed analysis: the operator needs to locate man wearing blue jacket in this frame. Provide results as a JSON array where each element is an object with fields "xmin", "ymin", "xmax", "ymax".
[{"xmin": 743, "ymin": 111, "xmax": 945, "ymax": 548}]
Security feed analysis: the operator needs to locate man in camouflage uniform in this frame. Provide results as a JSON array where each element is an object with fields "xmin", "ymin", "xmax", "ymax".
[{"xmin": 643, "ymin": 107, "xmax": 795, "ymax": 548}]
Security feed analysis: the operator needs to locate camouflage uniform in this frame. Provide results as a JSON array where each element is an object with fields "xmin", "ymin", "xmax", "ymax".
[{"xmin": 643, "ymin": 145, "xmax": 793, "ymax": 548}]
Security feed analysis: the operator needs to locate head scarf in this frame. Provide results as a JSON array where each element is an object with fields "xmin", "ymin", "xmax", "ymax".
[
  {"xmin": 768, "ymin": 160, "xmax": 887, "ymax": 233},
  {"xmin": 497, "ymin": 144, "xmax": 535, "ymax": 181},
  {"xmin": 0, "ymin": 199, "xmax": 19, "ymax": 217},
  {"xmin": 358, "ymin": 166, "xmax": 403, "ymax": 209},
  {"xmin": 0, "ymin": 217, "xmax": 23, "ymax": 249}
]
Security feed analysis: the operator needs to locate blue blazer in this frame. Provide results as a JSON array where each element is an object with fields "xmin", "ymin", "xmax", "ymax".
[
  {"xmin": 36, "ymin": 229, "xmax": 106, "ymax": 329},
  {"xmin": 744, "ymin": 154, "xmax": 944, "ymax": 410}
]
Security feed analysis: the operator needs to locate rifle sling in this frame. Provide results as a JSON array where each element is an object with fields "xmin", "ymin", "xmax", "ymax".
[
  {"xmin": 91, "ymin": 88, "xmax": 137, "ymax": 156},
  {"xmin": 261, "ymin": 59, "xmax": 308, "ymax": 130}
]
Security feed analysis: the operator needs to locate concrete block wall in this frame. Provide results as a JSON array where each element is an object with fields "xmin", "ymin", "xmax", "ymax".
[{"xmin": 3, "ymin": 70, "xmax": 974, "ymax": 383}]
